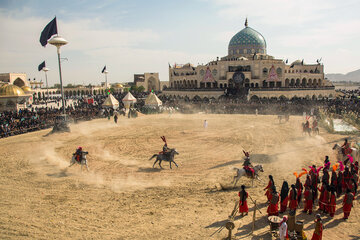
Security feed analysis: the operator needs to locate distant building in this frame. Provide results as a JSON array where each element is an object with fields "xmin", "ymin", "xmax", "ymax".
[
  {"xmin": 134, "ymin": 73, "xmax": 164, "ymax": 92},
  {"xmin": 165, "ymin": 19, "xmax": 335, "ymax": 100},
  {"xmin": 0, "ymin": 73, "xmax": 32, "ymax": 111}
]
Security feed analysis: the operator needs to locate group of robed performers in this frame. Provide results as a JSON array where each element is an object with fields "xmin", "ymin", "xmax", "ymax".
[{"xmin": 237, "ymin": 139, "xmax": 358, "ymax": 240}]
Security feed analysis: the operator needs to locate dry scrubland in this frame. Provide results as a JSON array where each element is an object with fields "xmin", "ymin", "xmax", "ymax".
[{"xmin": 0, "ymin": 114, "xmax": 359, "ymax": 239}]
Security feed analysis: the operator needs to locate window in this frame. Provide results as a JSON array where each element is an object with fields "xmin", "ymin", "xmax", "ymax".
[
  {"xmin": 276, "ymin": 68, "xmax": 282, "ymax": 75},
  {"xmin": 212, "ymin": 69, "xmax": 218, "ymax": 76},
  {"xmin": 263, "ymin": 68, "xmax": 268, "ymax": 75},
  {"xmin": 200, "ymin": 69, "xmax": 205, "ymax": 76}
]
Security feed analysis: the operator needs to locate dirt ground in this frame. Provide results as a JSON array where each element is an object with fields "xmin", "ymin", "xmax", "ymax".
[{"xmin": 0, "ymin": 114, "xmax": 359, "ymax": 240}]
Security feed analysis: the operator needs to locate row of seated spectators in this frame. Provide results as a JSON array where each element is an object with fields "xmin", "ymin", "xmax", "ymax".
[{"xmin": 0, "ymin": 91, "xmax": 150, "ymax": 138}]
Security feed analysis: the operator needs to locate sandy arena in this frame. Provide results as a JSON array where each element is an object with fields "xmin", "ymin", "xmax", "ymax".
[{"xmin": 0, "ymin": 114, "xmax": 359, "ymax": 239}]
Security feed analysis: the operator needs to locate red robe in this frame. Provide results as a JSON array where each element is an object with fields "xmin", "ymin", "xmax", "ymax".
[
  {"xmin": 280, "ymin": 195, "xmax": 288, "ymax": 213},
  {"xmin": 311, "ymin": 221, "xmax": 323, "ymax": 240},
  {"xmin": 328, "ymin": 194, "xmax": 336, "ymax": 217},
  {"xmin": 343, "ymin": 192, "xmax": 354, "ymax": 218},
  {"xmin": 318, "ymin": 186, "xmax": 325, "ymax": 210},
  {"xmin": 304, "ymin": 189, "xmax": 313, "ymax": 212},
  {"xmin": 288, "ymin": 189, "xmax": 297, "ymax": 210},
  {"xmin": 264, "ymin": 180, "xmax": 273, "ymax": 201},
  {"xmin": 267, "ymin": 193, "xmax": 279, "ymax": 216},
  {"xmin": 238, "ymin": 191, "xmax": 249, "ymax": 213}
]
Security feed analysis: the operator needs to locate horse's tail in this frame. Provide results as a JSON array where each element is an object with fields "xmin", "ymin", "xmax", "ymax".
[
  {"xmin": 149, "ymin": 154, "xmax": 158, "ymax": 160},
  {"xmin": 233, "ymin": 167, "xmax": 240, "ymax": 171}
]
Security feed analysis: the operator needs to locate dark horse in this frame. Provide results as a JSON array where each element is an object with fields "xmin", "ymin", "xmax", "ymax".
[
  {"xmin": 302, "ymin": 123, "xmax": 311, "ymax": 136},
  {"xmin": 149, "ymin": 148, "xmax": 179, "ymax": 169}
]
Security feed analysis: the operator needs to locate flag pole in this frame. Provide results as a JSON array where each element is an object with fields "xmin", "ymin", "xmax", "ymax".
[{"xmin": 42, "ymin": 67, "xmax": 50, "ymax": 107}]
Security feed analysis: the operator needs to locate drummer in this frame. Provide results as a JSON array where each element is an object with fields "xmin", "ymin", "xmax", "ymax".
[{"xmin": 279, "ymin": 216, "xmax": 288, "ymax": 240}]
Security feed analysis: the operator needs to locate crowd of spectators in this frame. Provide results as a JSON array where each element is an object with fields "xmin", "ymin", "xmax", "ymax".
[{"xmin": 1, "ymin": 88, "xmax": 359, "ymax": 138}]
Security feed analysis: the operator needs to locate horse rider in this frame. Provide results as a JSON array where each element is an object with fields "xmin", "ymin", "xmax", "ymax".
[
  {"xmin": 341, "ymin": 138, "xmax": 352, "ymax": 156},
  {"xmin": 73, "ymin": 146, "xmax": 88, "ymax": 163},
  {"xmin": 243, "ymin": 151, "xmax": 255, "ymax": 178},
  {"xmin": 312, "ymin": 118, "xmax": 318, "ymax": 130},
  {"xmin": 160, "ymin": 136, "xmax": 171, "ymax": 156},
  {"xmin": 305, "ymin": 120, "xmax": 310, "ymax": 129}
]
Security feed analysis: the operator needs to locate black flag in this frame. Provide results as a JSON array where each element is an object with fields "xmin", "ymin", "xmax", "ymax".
[
  {"xmin": 38, "ymin": 61, "xmax": 46, "ymax": 71},
  {"xmin": 301, "ymin": 59, "xmax": 304, "ymax": 65},
  {"xmin": 285, "ymin": 59, "xmax": 288, "ymax": 64},
  {"xmin": 290, "ymin": 63, "xmax": 294, "ymax": 68},
  {"xmin": 40, "ymin": 17, "xmax": 58, "ymax": 47},
  {"xmin": 101, "ymin": 65, "xmax": 106, "ymax": 73}
]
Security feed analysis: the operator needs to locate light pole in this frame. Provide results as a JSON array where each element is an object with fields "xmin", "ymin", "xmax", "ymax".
[
  {"xmin": 103, "ymin": 70, "xmax": 108, "ymax": 94},
  {"xmin": 48, "ymin": 35, "xmax": 68, "ymax": 114},
  {"xmin": 42, "ymin": 67, "xmax": 50, "ymax": 106}
]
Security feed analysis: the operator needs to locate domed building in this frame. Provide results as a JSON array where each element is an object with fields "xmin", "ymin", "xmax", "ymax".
[
  {"xmin": 228, "ymin": 19, "xmax": 266, "ymax": 57},
  {"xmin": 165, "ymin": 18, "xmax": 335, "ymax": 100},
  {"xmin": 0, "ymin": 84, "xmax": 32, "ymax": 111}
]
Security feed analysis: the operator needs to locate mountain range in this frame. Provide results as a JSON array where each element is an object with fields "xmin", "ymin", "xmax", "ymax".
[{"xmin": 326, "ymin": 69, "xmax": 360, "ymax": 82}]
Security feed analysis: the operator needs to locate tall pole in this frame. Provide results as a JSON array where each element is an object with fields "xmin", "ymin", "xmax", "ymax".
[
  {"xmin": 56, "ymin": 47, "xmax": 66, "ymax": 114},
  {"xmin": 105, "ymin": 72, "xmax": 108, "ymax": 90},
  {"xmin": 43, "ymin": 67, "xmax": 50, "ymax": 107}
]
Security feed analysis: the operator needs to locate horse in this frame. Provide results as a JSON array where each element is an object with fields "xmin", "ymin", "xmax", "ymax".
[
  {"xmin": 69, "ymin": 152, "xmax": 89, "ymax": 171},
  {"xmin": 149, "ymin": 148, "xmax": 179, "ymax": 169},
  {"xmin": 302, "ymin": 123, "xmax": 311, "ymax": 136},
  {"xmin": 332, "ymin": 143, "xmax": 359, "ymax": 163},
  {"xmin": 312, "ymin": 126, "xmax": 319, "ymax": 135},
  {"xmin": 232, "ymin": 165, "xmax": 264, "ymax": 187}
]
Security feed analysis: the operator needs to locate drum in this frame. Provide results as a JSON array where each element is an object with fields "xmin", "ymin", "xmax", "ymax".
[
  {"xmin": 288, "ymin": 211, "xmax": 296, "ymax": 232},
  {"xmin": 268, "ymin": 216, "xmax": 281, "ymax": 232},
  {"xmin": 295, "ymin": 220, "xmax": 304, "ymax": 234}
]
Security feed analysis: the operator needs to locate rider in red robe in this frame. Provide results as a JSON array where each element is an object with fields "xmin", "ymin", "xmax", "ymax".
[
  {"xmin": 267, "ymin": 187, "xmax": 279, "ymax": 216},
  {"xmin": 238, "ymin": 185, "xmax": 249, "ymax": 216},
  {"xmin": 343, "ymin": 189, "xmax": 355, "ymax": 220},
  {"xmin": 341, "ymin": 138, "xmax": 352, "ymax": 155},
  {"xmin": 243, "ymin": 151, "xmax": 254, "ymax": 178},
  {"xmin": 311, "ymin": 214, "xmax": 323, "ymax": 240}
]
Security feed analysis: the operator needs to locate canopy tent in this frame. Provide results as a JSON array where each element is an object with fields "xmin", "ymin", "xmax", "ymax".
[
  {"xmin": 122, "ymin": 92, "xmax": 137, "ymax": 108},
  {"xmin": 102, "ymin": 94, "xmax": 119, "ymax": 109},
  {"xmin": 145, "ymin": 92, "xmax": 162, "ymax": 107}
]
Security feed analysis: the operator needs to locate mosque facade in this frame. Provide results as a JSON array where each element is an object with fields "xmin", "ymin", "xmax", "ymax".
[{"xmin": 164, "ymin": 19, "xmax": 335, "ymax": 100}]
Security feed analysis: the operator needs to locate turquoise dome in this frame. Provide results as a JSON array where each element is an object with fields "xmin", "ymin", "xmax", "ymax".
[{"xmin": 228, "ymin": 21, "xmax": 266, "ymax": 56}]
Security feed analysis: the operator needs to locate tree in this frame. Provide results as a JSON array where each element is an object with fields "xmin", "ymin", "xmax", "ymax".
[
  {"xmin": 130, "ymin": 85, "xmax": 138, "ymax": 92},
  {"xmin": 53, "ymin": 83, "xmax": 61, "ymax": 88},
  {"xmin": 137, "ymin": 86, "xmax": 145, "ymax": 93},
  {"xmin": 110, "ymin": 87, "xmax": 115, "ymax": 94}
]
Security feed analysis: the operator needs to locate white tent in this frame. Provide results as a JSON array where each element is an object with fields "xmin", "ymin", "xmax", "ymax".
[
  {"xmin": 102, "ymin": 94, "xmax": 119, "ymax": 109},
  {"xmin": 145, "ymin": 92, "xmax": 162, "ymax": 107},
  {"xmin": 122, "ymin": 92, "xmax": 137, "ymax": 108}
]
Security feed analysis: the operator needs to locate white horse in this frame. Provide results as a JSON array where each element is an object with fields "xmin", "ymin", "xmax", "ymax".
[
  {"xmin": 232, "ymin": 165, "xmax": 264, "ymax": 187},
  {"xmin": 332, "ymin": 144, "xmax": 359, "ymax": 162},
  {"xmin": 69, "ymin": 152, "xmax": 89, "ymax": 171}
]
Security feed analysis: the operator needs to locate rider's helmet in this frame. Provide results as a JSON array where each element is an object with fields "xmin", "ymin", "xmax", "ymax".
[{"xmin": 77, "ymin": 146, "xmax": 82, "ymax": 151}]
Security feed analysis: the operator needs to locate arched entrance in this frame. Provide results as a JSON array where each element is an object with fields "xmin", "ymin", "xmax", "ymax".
[
  {"xmin": 147, "ymin": 77, "xmax": 158, "ymax": 91},
  {"xmin": 13, "ymin": 78, "xmax": 25, "ymax": 87}
]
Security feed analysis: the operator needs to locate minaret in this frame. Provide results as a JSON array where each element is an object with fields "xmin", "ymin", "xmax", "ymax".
[{"xmin": 245, "ymin": 17, "xmax": 248, "ymax": 27}]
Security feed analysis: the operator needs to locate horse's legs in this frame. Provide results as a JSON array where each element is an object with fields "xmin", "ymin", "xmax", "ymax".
[
  {"xmin": 84, "ymin": 161, "xmax": 89, "ymax": 171},
  {"xmin": 172, "ymin": 160, "xmax": 178, "ymax": 168},
  {"xmin": 159, "ymin": 160, "xmax": 163, "ymax": 169},
  {"xmin": 153, "ymin": 159, "xmax": 159, "ymax": 168},
  {"xmin": 169, "ymin": 161, "xmax": 172, "ymax": 169}
]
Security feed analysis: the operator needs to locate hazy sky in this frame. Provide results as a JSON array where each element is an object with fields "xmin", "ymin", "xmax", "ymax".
[{"xmin": 0, "ymin": 0, "xmax": 359, "ymax": 86}]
